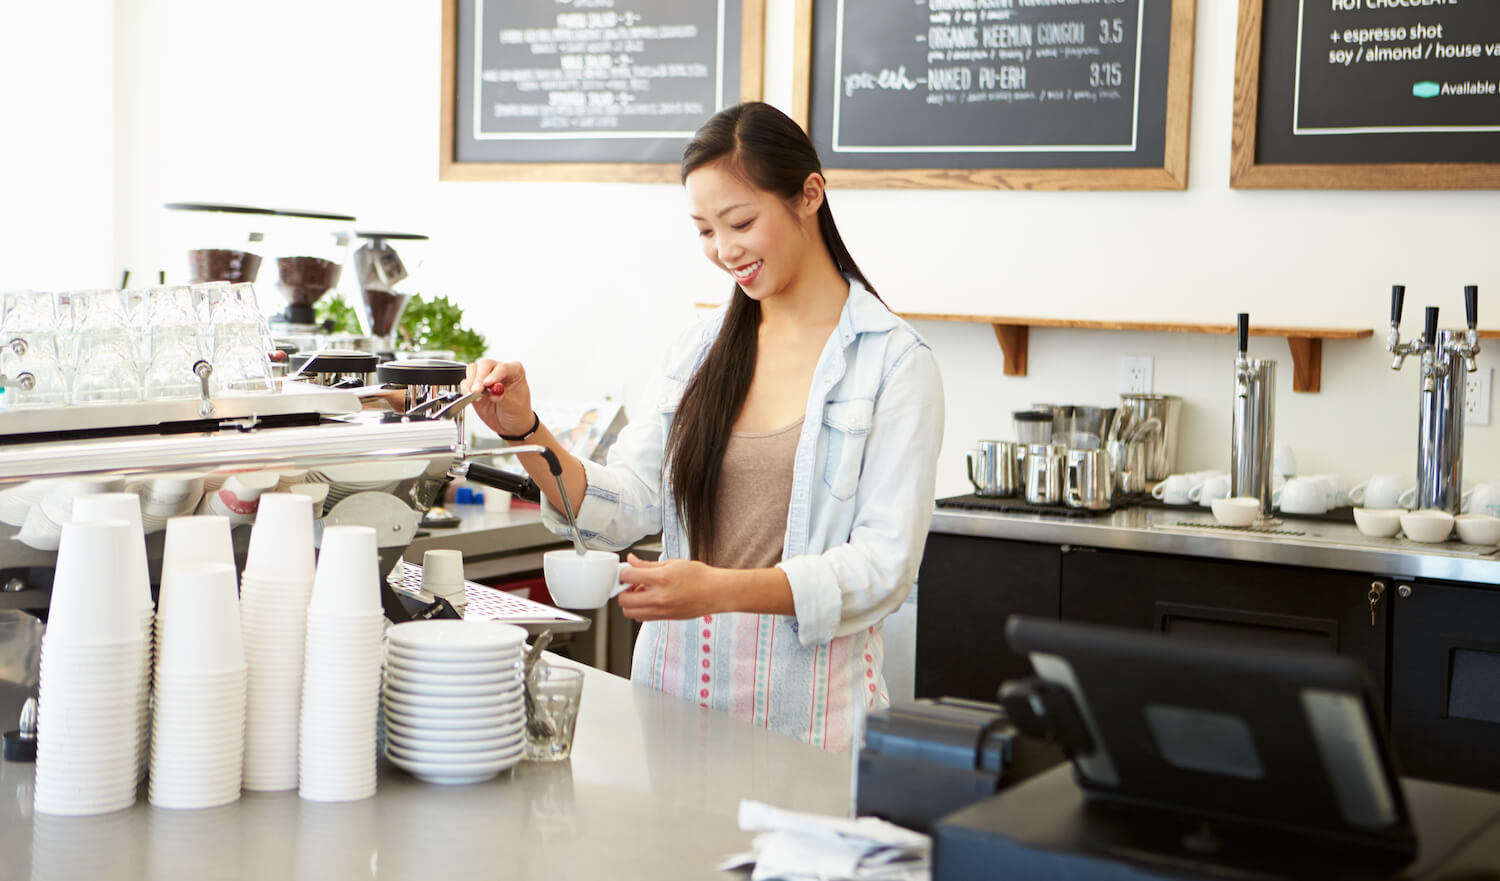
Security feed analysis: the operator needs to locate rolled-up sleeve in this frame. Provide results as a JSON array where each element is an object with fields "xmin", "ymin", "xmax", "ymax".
[{"xmin": 777, "ymin": 343, "xmax": 944, "ymax": 646}]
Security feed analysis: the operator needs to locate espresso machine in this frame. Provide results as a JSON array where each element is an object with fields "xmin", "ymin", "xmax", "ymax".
[
  {"xmin": 1387, "ymin": 285, "xmax": 1481, "ymax": 514},
  {"xmin": 1230, "ymin": 313, "xmax": 1277, "ymax": 523}
]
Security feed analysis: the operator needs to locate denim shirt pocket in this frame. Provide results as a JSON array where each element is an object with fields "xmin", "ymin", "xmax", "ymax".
[{"xmin": 822, "ymin": 398, "xmax": 875, "ymax": 501}]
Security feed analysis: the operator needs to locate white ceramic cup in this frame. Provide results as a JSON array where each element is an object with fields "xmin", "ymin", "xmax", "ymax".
[
  {"xmin": 1350, "ymin": 474, "xmax": 1404, "ymax": 510},
  {"xmin": 196, "ymin": 470, "xmax": 279, "ymax": 524},
  {"xmin": 1151, "ymin": 474, "xmax": 1196, "ymax": 506},
  {"xmin": 543, "ymin": 549, "xmax": 629, "ymax": 609},
  {"xmin": 1275, "ymin": 477, "xmax": 1329, "ymax": 514},
  {"xmin": 1189, "ymin": 475, "xmax": 1231, "ymax": 507},
  {"xmin": 1463, "ymin": 482, "xmax": 1500, "ymax": 518},
  {"xmin": 421, "ymin": 549, "xmax": 467, "ymax": 601},
  {"xmin": 1211, "ymin": 496, "xmax": 1260, "ymax": 527}
]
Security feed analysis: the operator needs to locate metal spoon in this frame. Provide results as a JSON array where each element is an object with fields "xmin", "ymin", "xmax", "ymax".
[{"xmin": 523, "ymin": 630, "xmax": 555, "ymax": 742}]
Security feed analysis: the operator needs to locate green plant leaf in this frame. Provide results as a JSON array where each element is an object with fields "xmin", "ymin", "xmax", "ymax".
[{"xmin": 398, "ymin": 294, "xmax": 488, "ymax": 362}]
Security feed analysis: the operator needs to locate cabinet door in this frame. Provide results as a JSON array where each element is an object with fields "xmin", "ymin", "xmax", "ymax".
[
  {"xmin": 1058, "ymin": 547, "xmax": 1388, "ymax": 709},
  {"xmin": 1391, "ymin": 579, "xmax": 1500, "ymax": 791},
  {"xmin": 915, "ymin": 534, "xmax": 1060, "ymax": 701}
]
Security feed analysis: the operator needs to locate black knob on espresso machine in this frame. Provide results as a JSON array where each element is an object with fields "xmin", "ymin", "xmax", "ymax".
[
  {"xmin": 1237, "ymin": 312, "xmax": 1249, "ymax": 356},
  {"xmin": 1465, "ymin": 285, "xmax": 1478, "ymax": 331},
  {"xmin": 1390, "ymin": 285, "xmax": 1406, "ymax": 326},
  {"xmin": 1424, "ymin": 306, "xmax": 1440, "ymax": 347}
]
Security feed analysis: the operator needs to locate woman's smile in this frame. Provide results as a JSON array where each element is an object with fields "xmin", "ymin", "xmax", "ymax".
[{"xmin": 730, "ymin": 259, "xmax": 763, "ymax": 284}]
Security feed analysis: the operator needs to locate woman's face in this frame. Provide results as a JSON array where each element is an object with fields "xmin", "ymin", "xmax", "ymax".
[{"xmin": 685, "ymin": 160, "xmax": 820, "ymax": 301}]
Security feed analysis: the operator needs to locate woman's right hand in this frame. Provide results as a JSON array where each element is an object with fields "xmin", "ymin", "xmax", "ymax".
[{"xmin": 462, "ymin": 358, "xmax": 536, "ymax": 438}]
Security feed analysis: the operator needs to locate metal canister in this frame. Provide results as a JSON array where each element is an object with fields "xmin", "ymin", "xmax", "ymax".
[
  {"xmin": 966, "ymin": 440, "xmax": 1021, "ymax": 497},
  {"xmin": 1025, "ymin": 447, "xmax": 1065, "ymax": 506},
  {"xmin": 1065, "ymin": 449, "xmax": 1113, "ymax": 510}
]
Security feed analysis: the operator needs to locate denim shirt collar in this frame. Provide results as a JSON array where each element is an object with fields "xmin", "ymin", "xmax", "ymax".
[{"xmin": 838, "ymin": 277, "xmax": 899, "ymax": 346}]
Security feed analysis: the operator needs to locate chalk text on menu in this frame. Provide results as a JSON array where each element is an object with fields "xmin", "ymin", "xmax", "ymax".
[
  {"xmin": 1295, "ymin": 0, "xmax": 1500, "ymax": 134},
  {"xmin": 831, "ymin": 0, "xmax": 1148, "ymax": 153},
  {"xmin": 471, "ymin": 0, "xmax": 725, "ymax": 140}
]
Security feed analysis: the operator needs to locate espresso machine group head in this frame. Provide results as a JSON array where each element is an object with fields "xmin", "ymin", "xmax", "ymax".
[{"xmin": 1386, "ymin": 285, "xmax": 1481, "ymax": 514}]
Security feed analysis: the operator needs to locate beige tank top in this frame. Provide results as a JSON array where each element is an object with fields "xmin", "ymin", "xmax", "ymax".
[{"xmin": 703, "ymin": 418, "xmax": 804, "ymax": 569}]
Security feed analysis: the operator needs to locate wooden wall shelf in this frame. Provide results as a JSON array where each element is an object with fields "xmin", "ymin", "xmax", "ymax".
[
  {"xmin": 900, "ymin": 313, "xmax": 1375, "ymax": 394},
  {"xmin": 694, "ymin": 304, "xmax": 1378, "ymax": 393}
]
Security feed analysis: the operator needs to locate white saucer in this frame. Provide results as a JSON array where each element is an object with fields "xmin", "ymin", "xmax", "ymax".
[
  {"xmin": 385, "ymin": 745, "xmax": 522, "ymax": 784},
  {"xmin": 382, "ymin": 665, "xmax": 520, "ymax": 687},
  {"xmin": 384, "ymin": 715, "xmax": 525, "ymax": 743},
  {"xmin": 384, "ymin": 640, "xmax": 523, "ymax": 662},
  {"xmin": 385, "ymin": 620, "xmax": 527, "ymax": 654},
  {"xmin": 382, "ymin": 685, "xmax": 522, "ymax": 711},
  {"xmin": 386, "ymin": 728, "xmax": 523, "ymax": 758},
  {"xmin": 381, "ymin": 703, "xmax": 521, "ymax": 727},
  {"xmin": 383, "ymin": 654, "xmax": 521, "ymax": 676},
  {"xmin": 383, "ymin": 676, "xmax": 521, "ymax": 698}
]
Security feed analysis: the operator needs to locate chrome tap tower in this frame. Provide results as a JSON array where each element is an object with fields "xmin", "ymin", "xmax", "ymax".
[
  {"xmin": 1387, "ymin": 285, "xmax": 1482, "ymax": 515},
  {"xmin": 1230, "ymin": 313, "xmax": 1277, "ymax": 522}
]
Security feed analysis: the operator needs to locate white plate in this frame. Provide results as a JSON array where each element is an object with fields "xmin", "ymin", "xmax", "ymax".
[
  {"xmin": 383, "ymin": 644, "xmax": 523, "ymax": 668},
  {"xmin": 386, "ymin": 737, "xmax": 522, "ymax": 764},
  {"xmin": 383, "ymin": 654, "xmax": 522, "ymax": 676},
  {"xmin": 384, "ymin": 715, "xmax": 525, "ymax": 743},
  {"xmin": 385, "ymin": 620, "xmax": 527, "ymax": 654},
  {"xmin": 381, "ymin": 703, "xmax": 520, "ymax": 726},
  {"xmin": 384, "ymin": 745, "xmax": 521, "ymax": 784},
  {"xmin": 382, "ymin": 664, "xmax": 521, "ymax": 687},
  {"xmin": 381, "ymin": 690, "xmax": 522, "ymax": 717},
  {"xmin": 383, "ymin": 675, "xmax": 521, "ymax": 698},
  {"xmin": 386, "ymin": 726, "xmax": 523, "ymax": 754}
]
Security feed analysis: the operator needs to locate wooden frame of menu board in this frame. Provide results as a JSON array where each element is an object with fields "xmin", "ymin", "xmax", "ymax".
[
  {"xmin": 1232, "ymin": 0, "xmax": 1500, "ymax": 189},
  {"xmin": 791, "ymin": 0, "xmax": 1196, "ymax": 190},
  {"xmin": 440, "ymin": 0, "xmax": 766, "ymax": 183}
]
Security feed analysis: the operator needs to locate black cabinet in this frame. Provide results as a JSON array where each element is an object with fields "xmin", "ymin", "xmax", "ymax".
[
  {"xmin": 1058, "ymin": 546, "xmax": 1389, "ymax": 710},
  {"xmin": 915, "ymin": 534, "xmax": 1060, "ymax": 701},
  {"xmin": 1391, "ymin": 578, "xmax": 1500, "ymax": 790}
]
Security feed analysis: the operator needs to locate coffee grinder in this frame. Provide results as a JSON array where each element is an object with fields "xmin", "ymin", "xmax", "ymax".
[
  {"xmin": 347, "ymin": 232, "xmax": 429, "ymax": 356},
  {"xmin": 264, "ymin": 208, "xmax": 357, "ymax": 339},
  {"xmin": 162, "ymin": 202, "xmax": 276, "ymax": 284}
]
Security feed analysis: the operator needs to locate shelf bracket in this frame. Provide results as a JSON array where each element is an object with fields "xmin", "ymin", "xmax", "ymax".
[
  {"xmin": 993, "ymin": 324, "xmax": 1029, "ymax": 376},
  {"xmin": 1286, "ymin": 337, "xmax": 1322, "ymax": 393}
]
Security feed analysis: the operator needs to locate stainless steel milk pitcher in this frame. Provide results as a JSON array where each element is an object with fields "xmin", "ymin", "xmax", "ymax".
[
  {"xmin": 1065, "ymin": 449, "xmax": 1113, "ymax": 510},
  {"xmin": 966, "ymin": 440, "xmax": 1021, "ymax": 497}
]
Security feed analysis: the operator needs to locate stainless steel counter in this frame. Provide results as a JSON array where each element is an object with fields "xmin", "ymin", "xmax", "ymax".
[
  {"xmin": 931, "ymin": 505, "xmax": 1500, "ymax": 585},
  {"xmin": 0, "ymin": 661, "xmax": 851, "ymax": 881}
]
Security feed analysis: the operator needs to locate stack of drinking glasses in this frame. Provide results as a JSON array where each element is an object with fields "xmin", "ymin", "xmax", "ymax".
[
  {"xmin": 70, "ymin": 492, "xmax": 157, "ymax": 779},
  {"xmin": 33, "ymin": 521, "xmax": 150, "ymax": 815},
  {"xmin": 149, "ymin": 561, "xmax": 247, "ymax": 809},
  {"xmin": 0, "ymin": 282, "xmax": 276, "ymax": 408},
  {"xmin": 238, "ymin": 493, "xmax": 317, "ymax": 791},
  {"xmin": 298, "ymin": 525, "xmax": 386, "ymax": 802}
]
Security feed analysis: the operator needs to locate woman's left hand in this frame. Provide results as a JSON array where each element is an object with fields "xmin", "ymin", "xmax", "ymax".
[{"xmin": 616, "ymin": 553, "xmax": 724, "ymax": 621}]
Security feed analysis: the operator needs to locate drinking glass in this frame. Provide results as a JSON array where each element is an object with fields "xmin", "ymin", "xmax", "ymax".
[
  {"xmin": 1, "ymin": 290, "xmax": 70, "ymax": 406},
  {"xmin": 143, "ymin": 286, "xmax": 207, "ymax": 400},
  {"xmin": 68, "ymin": 289, "xmax": 142, "ymax": 404},
  {"xmin": 523, "ymin": 666, "xmax": 584, "ymax": 762},
  {"xmin": 205, "ymin": 283, "xmax": 274, "ymax": 395}
]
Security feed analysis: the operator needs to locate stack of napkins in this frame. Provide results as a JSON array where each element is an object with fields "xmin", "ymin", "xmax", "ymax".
[{"xmin": 718, "ymin": 801, "xmax": 931, "ymax": 881}]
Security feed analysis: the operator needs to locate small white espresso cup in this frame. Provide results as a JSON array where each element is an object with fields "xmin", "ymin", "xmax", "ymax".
[
  {"xmin": 1151, "ymin": 474, "xmax": 1197, "ymax": 506},
  {"xmin": 1190, "ymin": 475, "xmax": 1231, "ymax": 507},
  {"xmin": 1350, "ymin": 474, "xmax": 1404, "ymax": 510},
  {"xmin": 543, "ymin": 549, "xmax": 630, "ymax": 609}
]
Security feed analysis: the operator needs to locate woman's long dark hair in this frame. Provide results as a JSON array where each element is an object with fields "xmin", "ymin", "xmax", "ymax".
[{"xmin": 667, "ymin": 101, "xmax": 876, "ymax": 562}]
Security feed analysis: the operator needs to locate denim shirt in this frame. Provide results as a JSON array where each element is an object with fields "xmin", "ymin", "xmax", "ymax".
[{"xmin": 539, "ymin": 279, "xmax": 944, "ymax": 747}]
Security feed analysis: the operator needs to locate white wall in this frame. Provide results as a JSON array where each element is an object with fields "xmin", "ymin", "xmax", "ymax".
[
  {"xmin": 0, "ymin": 1, "xmax": 115, "ymax": 291},
  {"xmin": 52, "ymin": 0, "xmax": 1500, "ymax": 496}
]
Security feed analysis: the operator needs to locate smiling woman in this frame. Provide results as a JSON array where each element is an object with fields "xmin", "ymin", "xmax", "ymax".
[{"xmin": 462, "ymin": 102, "xmax": 944, "ymax": 750}]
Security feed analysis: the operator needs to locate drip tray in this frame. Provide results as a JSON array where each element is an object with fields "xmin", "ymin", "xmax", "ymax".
[{"xmin": 1162, "ymin": 520, "xmax": 1307, "ymax": 537}]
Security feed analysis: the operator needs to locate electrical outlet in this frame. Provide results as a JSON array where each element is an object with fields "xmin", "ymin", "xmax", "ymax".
[
  {"xmin": 1120, "ymin": 355, "xmax": 1153, "ymax": 394},
  {"xmin": 1465, "ymin": 367, "xmax": 1492, "ymax": 426}
]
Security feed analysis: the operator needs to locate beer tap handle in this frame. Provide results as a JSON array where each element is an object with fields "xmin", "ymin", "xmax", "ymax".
[
  {"xmin": 1465, "ymin": 285, "xmax": 1478, "ymax": 331},
  {"xmin": 1237, "ymin": 313, "xmax": 1249, "ymax": 356},
  {"xmin": 1391, "ymin": 285, "xmax": 1406, "ymax": 326},
  {"xmin": 1424, "ymin": 306, "xmax": 1439, "ymax": 347}
]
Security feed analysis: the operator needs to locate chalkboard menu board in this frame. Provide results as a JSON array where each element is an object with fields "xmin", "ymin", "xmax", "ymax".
[
  {"xmin": 1233, "ymin": 0, "xmax": 1500, "ymax": 189},
  {"xmin": 441, "ymin": 0, "xmax": 764, "ymax": 182},
  {"xmin": 794, "ymin": 0, "xmax": 1197, "ymax": 189}
]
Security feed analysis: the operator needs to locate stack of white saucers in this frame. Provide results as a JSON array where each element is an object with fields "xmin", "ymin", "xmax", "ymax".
[
  {"xmin": 382, "ymin": 620, "xmax": 527, "ymax": 785},
  {"xmin": 149, "ymin": 562, "xmax": 247, "ymax": 809},
  {"xmin": 70, "ymin": 492, "xmax": 157, "ymax": 781},
  {"xmin": 298, "ymin": 525, "xmax": 385, "ymax": 802},
  {"xmin": 34, "ymin": 520, "xmax": 149, "ymax": 816},
  {"xmin": 238, "ymin": 494, "xmax": 317, "ymax": 791}
]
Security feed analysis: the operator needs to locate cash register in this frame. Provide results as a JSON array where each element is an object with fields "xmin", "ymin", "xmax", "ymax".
[{"xmin": 858, "ymin": 618, "xmax": 1500, "ymax": 880}]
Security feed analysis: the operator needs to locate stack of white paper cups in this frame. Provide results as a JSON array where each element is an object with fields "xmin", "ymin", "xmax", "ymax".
[
  {"xmin": 299, "ymin": 525, "xmax": 385, "ymax": 802},
  {"xmin": 149, "ymin": 562, "xmax": 247, "ymax": 809},
  {"xmin": 70, "ymin": 492, "xmax": 156, "ymax": 781},
  {"xmin": 239, "ymin": 493, "xmax": 317, "ymax": 791},
  {"xmin": 34, "ymin": 520, "xmax": 149, "ymax": 815}
]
